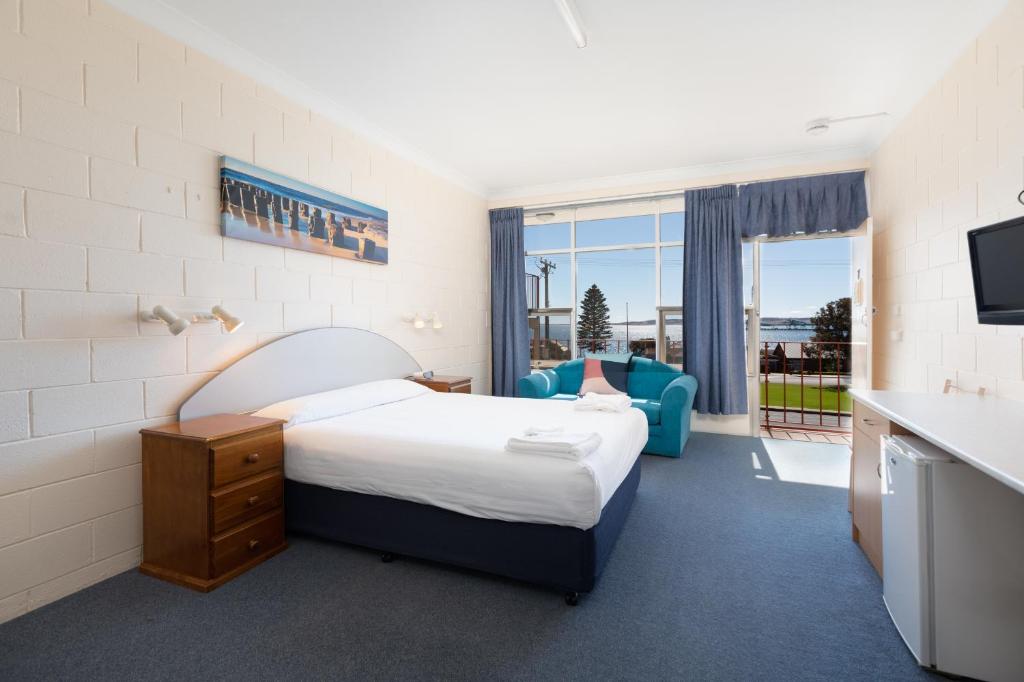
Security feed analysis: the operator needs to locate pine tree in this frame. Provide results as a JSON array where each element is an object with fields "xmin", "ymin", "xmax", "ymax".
[{"xmin": 577, "ymin": 284, "xmax": 613, "ymax": 353}]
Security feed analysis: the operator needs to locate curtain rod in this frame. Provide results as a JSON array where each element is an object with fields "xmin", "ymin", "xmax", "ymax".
[{"xmin": 520, "ymin": 166, "xmax": 868, "ymax": 213}]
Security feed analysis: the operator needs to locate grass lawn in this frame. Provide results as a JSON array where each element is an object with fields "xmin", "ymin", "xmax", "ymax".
[{"xmin": 760, "ymin": 380, "xmax": 852, "ymax": 413}]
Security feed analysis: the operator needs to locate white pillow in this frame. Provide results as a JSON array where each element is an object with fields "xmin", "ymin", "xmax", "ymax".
[{"xmin": 252, "ymin": 379, "xmax": 431, "ymax": 428}]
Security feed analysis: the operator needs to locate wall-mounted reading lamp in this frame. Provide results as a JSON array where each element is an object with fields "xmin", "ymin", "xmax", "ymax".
[
  {"xmin": 403, "ymin": 312, "xmax": 443, "ymax": 330},
  {"xmin": 142, "ymin": 305, "xmax": 245, "ymax": 335}
]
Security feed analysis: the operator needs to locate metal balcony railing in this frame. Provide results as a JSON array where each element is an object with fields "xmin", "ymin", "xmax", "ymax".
[{"xmin": 760, "ymin": 340, "xmax": 852, "ymax": 434}]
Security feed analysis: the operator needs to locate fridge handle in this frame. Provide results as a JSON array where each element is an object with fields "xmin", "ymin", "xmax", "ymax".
[{"xmin": 881, "ymin": 435, "xmax": 909, "ymax": 460}]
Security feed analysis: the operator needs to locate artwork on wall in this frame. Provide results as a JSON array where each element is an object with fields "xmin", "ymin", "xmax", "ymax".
[{"xmin": 220, "ymin": 156, "xmax": 389, "ymax": 264}]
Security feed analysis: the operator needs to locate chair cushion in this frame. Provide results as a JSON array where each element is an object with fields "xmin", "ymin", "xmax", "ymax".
[
  {"xmin": 553, "ymin": 360, "xmax": 585, "ymax": 395},
  {"xmin": 627, "ymin": 371, "xmax": 678, "ymax": 400},
  {"xmin": 579, "ymin": 358, "xmax": 629, "ymax": 395},
  {"xmin": 630, "ymin": 398, "xmax": 661, "ymax": 425}
]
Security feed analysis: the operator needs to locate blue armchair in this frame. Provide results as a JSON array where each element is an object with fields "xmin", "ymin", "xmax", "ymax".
[{"xmin": 518, "ymin": 357, "xmax": 698, "ymax": 458}]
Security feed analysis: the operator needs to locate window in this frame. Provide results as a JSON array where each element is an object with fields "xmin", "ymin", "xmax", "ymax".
[
  {"xmin": 660, "ymin": 211, "xmax": 684, "ymax": 242},
  {"xmin": 523, "ymin": 200, "xmax": 685, "ymax": 367},
  {"xmin": 524, "ymin": 222, "xmax": 570, "ymax": 251},
  {"xmin": 576, "ymin": 249, "xmax": 656, "ymax": 356},
  {"xmin": 576, "ymin": 215, "xmax": 655, "ymax": 248}
]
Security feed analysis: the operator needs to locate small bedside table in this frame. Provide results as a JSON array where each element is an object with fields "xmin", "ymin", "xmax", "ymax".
[
  {"xmin": 409, "ymin": 375, "xmax": 472, "ymax": 394},
  {"xmin": 139, "ymin": 413, "xmax": 287, "ymax": 592}
]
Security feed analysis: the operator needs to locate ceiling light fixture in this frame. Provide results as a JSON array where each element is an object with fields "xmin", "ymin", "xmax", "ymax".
[
  {"xmin": 554, "ymin": 0, "xmax": 587, "ymax": 48},
  {"xmin": 805, "ymin": 112, "xmax": 889, "ymax": 136}
]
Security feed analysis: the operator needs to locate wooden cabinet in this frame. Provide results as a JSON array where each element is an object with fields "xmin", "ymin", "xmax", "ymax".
[
  {"xmin": 139, "ymin": 414, "xmax": 287, "ymax": 592},
  {"xmin": 850, "ymin": 399, "xmax": 908, "ymax": 577},
  {"xmin": 409, "ymin": 375, "xmax": 472, "ymax": 394}
]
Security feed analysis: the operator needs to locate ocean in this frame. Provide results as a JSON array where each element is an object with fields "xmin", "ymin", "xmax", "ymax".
[{"xmin": 536, "ymin": 323, "xmax": 814, "ymax": 346}]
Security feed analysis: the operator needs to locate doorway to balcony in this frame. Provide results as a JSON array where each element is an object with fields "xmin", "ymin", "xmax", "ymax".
[{"xmin": 747, "ymin": 231, "xmax": 869, "ymax": 442}]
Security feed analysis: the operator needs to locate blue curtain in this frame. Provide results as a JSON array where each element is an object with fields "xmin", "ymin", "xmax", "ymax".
[
  {"xmin": 490, "ymin": 207, "xmax": 530, "ymax": 397},
  {"xmin": 736, "ymin": 170, "xmax": 868, "ymax": 239},
  {"xmin": 683, "ymin": 186, "xmax": 747, "ymax": 415}
]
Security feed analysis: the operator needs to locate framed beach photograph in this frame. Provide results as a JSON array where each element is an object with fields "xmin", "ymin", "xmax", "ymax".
[{"xmin": 220, "ymin": 156, "xmax": 389, "ymax": 264}]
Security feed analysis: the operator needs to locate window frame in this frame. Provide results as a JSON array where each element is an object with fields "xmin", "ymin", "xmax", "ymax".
[{"xmin": 524, "ymin": 200, "xmax": 685, "ymax": 363}]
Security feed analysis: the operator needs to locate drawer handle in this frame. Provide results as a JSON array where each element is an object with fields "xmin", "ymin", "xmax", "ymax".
[
  {"xmin": 861, "ymin": 418, "xmax": 875, "ymax": 426},
  {"xmin": 246, "ymin": 452, "xmax": 260, "ymax": 464},
  {"xmin": 248, "ymin": 539, "xmax": 261, "ymax": 551},
  {"xmin": 247, "ymin": 495, "xmax": 260, "ymax": 506}
]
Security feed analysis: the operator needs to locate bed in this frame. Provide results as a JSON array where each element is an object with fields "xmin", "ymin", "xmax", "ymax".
[{"xmin": 179, "ymin": 328, "xmax": 647, "ymax": 604}]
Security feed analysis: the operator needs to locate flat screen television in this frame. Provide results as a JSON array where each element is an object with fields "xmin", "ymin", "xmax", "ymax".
[{"xmin": 967, "ymin": 216, "xmax": 1024, "ymax": 325}]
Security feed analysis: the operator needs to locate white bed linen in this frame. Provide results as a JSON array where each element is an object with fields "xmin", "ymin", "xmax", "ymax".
[{"xmin": 284, "ymin": 392, "xmax": 648, "ymax": 530}]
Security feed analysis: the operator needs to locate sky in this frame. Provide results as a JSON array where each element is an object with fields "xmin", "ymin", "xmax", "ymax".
[{"xmin": 524, "ymin": 216, "xmax": 852, "ymax": 324}]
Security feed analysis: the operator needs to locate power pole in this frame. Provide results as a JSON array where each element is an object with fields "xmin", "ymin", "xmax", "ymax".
[{"xmin": 535, "ymin": 257, "xmax": 557, "ymax": 347}]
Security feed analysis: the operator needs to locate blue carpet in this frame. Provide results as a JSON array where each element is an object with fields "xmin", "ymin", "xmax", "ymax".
[{"xmin": 0, "ymin": 433, "xmax": 932, "ymax": 680}]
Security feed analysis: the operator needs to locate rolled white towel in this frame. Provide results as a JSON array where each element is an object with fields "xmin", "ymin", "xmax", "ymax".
[
  {"xmin": 506, "ymin": 432, "xmax": 602, "ymax": 460},
  {"xmin": 574, "ymin": 392, "xmax": 632, "ymax": 413}
]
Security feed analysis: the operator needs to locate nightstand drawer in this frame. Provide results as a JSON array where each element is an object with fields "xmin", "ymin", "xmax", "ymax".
[
  {"xmin": 211, "ymin": 509, "xmax": 285, "ymax": 577},
  {"xmin": 210, "ymin": 471, "xmax": 283, "ymax": 534},
  {"xmin": 211, "ymin": 430, "xmax": 283, "ymax": 488}
]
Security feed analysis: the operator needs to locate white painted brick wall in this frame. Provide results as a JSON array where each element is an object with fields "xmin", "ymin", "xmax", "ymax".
[
  {"xmin": 23, "ymin": 291, "xmax": 139, "ymax": 339},
  {"xmin": 0, "ymin": 391, "xmax": 29, "ymax": 443},
  {"xmin": 871, "ymin": 0, "xmax": 1024, "ymax": 398},
  {"xmin": 32, "ymin": 381, "xmax": 145, "ymax": 436},
  {"xmin": 0, "ymin": 184, "xmax": 23, "ymax": 236},
  {"xmin": 91, "ymin": 337, "xmax": 187, "ymax": 382},
  {"xmin": 25, "ymin": 190, "xmax": 139, "ymax": 250},
  {"xmin": 0, "ymin": 431, "xmax": 96, "ymax": 496},
  {"xmin": 88, "ymin": 249, "xmax": 183, "ymax": 296},
  {"xmin": 0, "ymin": 289, "xmax": 20, "ymax": 339},
  {"xmin": 0, "ymin": 340, "xmax": 91, "ymax": 390},
  {"xmin": 20, "ymin": 88, "xmax": 134, "ymax": 164},
  {"xmin": 0, "ymin": 235, "xmax": 86, "ymax": 290},
  {"xmin": 0, "ymin": 0, "xmax": 488, "ymax": 623},
  {"xmin": 256, "ymin": 267, "xmax": 309, "ymax": 302},
  {"xmin": 0, "ymin": 78, "xmax": 16, "ymax": 133},
  {"xmin": 0, "ymin": 130, "xmax": 89, "ymax": 195}
]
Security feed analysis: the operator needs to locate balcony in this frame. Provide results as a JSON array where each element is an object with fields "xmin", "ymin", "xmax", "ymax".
[{"xmin": 759, "ymin": 340, "xmax": 851, "ymax": 438}]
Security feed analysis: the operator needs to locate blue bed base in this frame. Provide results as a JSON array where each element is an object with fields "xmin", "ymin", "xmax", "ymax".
[{"xmin": 284, "ymin": 457, "xmax": 641, "ymax": 598}]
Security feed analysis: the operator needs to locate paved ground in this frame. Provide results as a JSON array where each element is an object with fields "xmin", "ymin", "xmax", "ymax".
[{"xmin": 761, "ymin": 428, "xmax": 852, "ymax": 446}]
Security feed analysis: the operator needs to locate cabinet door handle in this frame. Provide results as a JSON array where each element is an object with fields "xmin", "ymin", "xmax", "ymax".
[
  {"xmin": 876, "ymin": 462, "xmax": 882, "ymax": 478},
  {"xmin": 247, "ymin": 495, "xmax": 260, "ymax": 506},
  {"xmin": 861, "ymin": 418, "xmax": 875, "ymax": 426},
  {"xmin": 248, "ymin": 539, "xmax": 261, "ymax": 551},
  {"xmin": 246, "ymin": 452, "xmax": 260, "ymax": 464}
]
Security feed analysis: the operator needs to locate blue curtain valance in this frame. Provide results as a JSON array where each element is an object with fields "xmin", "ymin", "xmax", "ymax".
[{"xmin": 736, "ymin": 170, "xmax": 868, "ymax": 239}]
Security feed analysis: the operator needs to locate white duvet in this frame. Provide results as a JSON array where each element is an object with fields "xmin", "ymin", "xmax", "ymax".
[{"xmin": 282, "ymin": 391, "xmax": 648, "ymax": 530}]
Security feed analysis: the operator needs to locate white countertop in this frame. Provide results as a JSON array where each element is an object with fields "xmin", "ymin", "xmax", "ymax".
[{"xmin": 850, "ymin": 389, "xmax": 1024, "ymax": 496}]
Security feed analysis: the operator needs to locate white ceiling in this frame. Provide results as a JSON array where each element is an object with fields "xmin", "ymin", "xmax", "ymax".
[{"xmin": 116, "ymin": 0, "xmax": 1007, "ymax": 196}]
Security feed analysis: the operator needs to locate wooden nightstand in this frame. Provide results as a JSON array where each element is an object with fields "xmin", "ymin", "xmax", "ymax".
[
  {"xmin": 409, "ymin": 375, "xmax": 472, "ymax": 394},
  {"xmin": 139, "ymin": 414, "xmax": 287, "ymax": 592}
]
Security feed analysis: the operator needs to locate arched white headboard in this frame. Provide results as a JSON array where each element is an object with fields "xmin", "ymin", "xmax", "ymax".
[{"xmin": 179, "ymin": 327, "xmax": 421, "ymax": 420}]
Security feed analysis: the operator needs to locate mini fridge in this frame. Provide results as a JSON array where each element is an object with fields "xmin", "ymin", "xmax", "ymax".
[{"xmin": 881, "ymin": 435, "xmax": 1024, "ymax": 682}]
